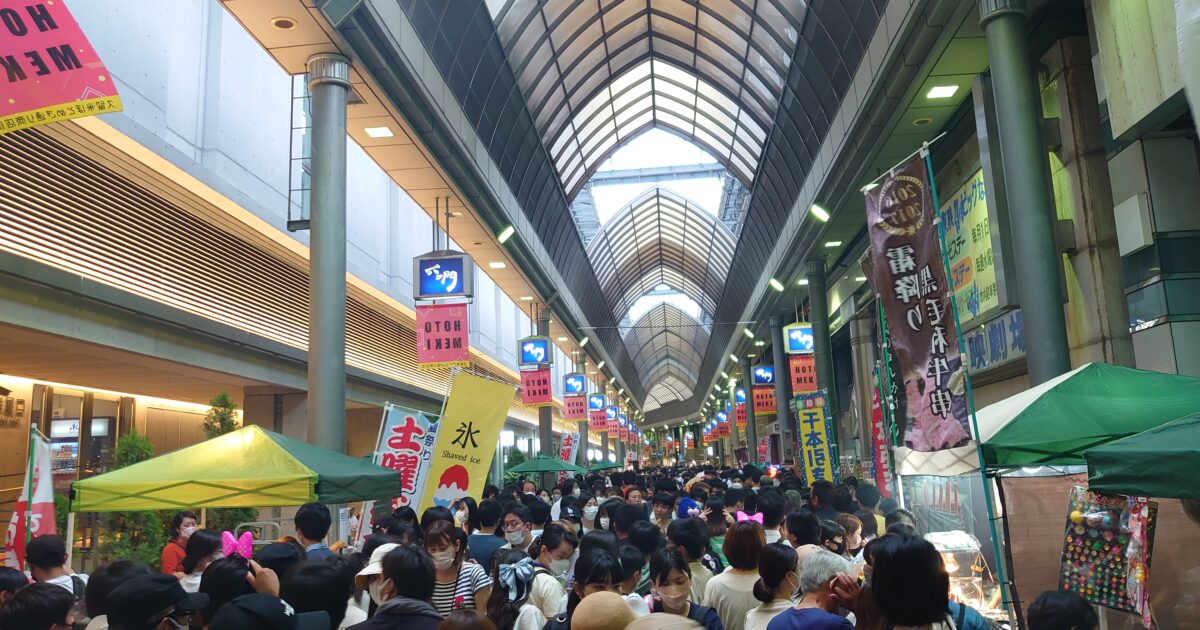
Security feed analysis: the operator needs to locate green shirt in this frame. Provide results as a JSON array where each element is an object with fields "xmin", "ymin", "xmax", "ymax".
[{"xmin": 709, "ymin": 536, "xmax": 728, "ymax": 569}]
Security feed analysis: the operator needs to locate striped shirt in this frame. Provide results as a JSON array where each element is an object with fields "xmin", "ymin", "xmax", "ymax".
[{"xmin": 431, "ymin": 562, "xmax": 492, "ymax": 617}]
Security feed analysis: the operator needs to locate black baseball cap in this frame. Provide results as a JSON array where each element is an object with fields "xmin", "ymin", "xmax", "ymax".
[
  {"xmin": 560, "ymin": 505, "xmax": 582, "ymax": 523},
  {"xmin": 105, "ymin": 573, "xmax": 209, "ymax": 630},
  {"xmin": 208, "ymin": 593, "xmax": 330, "ymax": 630}
]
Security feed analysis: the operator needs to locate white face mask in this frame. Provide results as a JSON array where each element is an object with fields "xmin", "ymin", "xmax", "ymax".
[
  {"xmin": 599, "ymin": 517, "xmax": 610, "ymax": 530},
  {"xmin": 729, "ymin": 482, "xmax": 743, "ymax": 489},
  {"xmin": 180, "ymin": 525, "xmax": 198, "ymax": 539},
  {"xmin": 583, "ymin": 506, "xmax": 599, "ymax": 520},
  {"xmin": 431, "ymin": 550, "xmax": 456, "ymax": 571},
  {"xmin": 573, "ymin": 487, "xmax": 582, "ymax": 497},
  {"xmin": 368, "ymin": 579, "xmax": 388, "ymax": 605},
  {"xmin": 506, "ymin": 530, "xmax": 527, "ymax": 546},
  {"xmin": 549, "ymin": 558, "xmax": 571, "ymax": 575},
  {"xmin": 454, "ymin": 510, "xmax": 467, "ymax": 526}
]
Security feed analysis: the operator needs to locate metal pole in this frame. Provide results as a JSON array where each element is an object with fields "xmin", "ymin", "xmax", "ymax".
[
  {"xmin": 728, "ymin": 378, "xmax": 739, "ymax": 465},
  {"xmin": 979, "ymin": 0, "xmax": 1071, "ymax": 384},
  {"xmin": 741, "ymin": 357, "xmax": 758, "ymax": 465},
  {"xmin": 805, "ymin": 260, "xmax": 836, "ymax": 420},
  {"xmin": 576, "ymin": 356, "xmax": 589, "ymax": 470},
  {"xmin": 536, "ymin": 311, "xmax": 553, "ymax": 487},
  {"xmin": 849, "ymin": 316, "xmax": 877, "ymax": 462},
  {"xmin": 306, "ymin": 53, "xmax": 350, "ymax": 452},
  {"xmin": 769, "ymin": 316, "xmax": 794, "ymax": 464}
]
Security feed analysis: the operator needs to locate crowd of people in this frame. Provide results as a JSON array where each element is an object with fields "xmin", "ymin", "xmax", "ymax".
[{"xmin": 0, "ymin": 465, "xmax": 1101, "ymax": 630}]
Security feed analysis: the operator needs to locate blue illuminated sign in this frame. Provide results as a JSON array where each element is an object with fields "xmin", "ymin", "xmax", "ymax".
[
  {"xmin": 588, "ymin": 394, "xmax": 607, "ymax": 410},
  {"xmin": 518, "ymin": 336, "xmax": 552, "ymax": 366},
  {"xmin": 618, "ymin": 414, "xmax": 627, "ymax": 426},
  {"xmin": 605, "ymin": 407, "xmax": 618, "ymax": 421},
  {"xmin": 413, "ymin": 251, "xmax": 474, "ymax": 300},
  {"xmin": 564, "ymin": 373, "xmax": 585, "ymax": 395},
  {"xmin": 716, "ymin": 411, "xmax": 728, "ymax": 423},
  {"xmin": 752, "ymin": 365, "xmax": 775, "ymax": 385},
  {"xmin": 784, "ymin": 322, "xmax": 814, "ymax": 355},
  {"xmin": 735, "ymin": 388, "xmax": 747, "ymax": 404}
]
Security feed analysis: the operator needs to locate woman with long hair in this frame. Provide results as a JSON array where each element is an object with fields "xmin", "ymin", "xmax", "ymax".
[
  {"xmin": 704, "ymin": 499, "xmax": 729, "ymax": 568},
  {"xmin": 745, "ymin": 542, "xmax": 797, "ymax": 630},
  {"xmin": 525, "ymin": 523, "xmax": 578, "ymax": 619},
  {"xmin": 454, "ymin": 497, "xmax": 479, "ymax": 534},
  {"xmin": 425, "ymin": 520, "xmax": 492, "ymax": 616},
  {"xmin": 542, "ymin": 547, "xmax": 623, "ymax": 630},
  {"xmin": 484, "ymin": 549, "xmax": 543, "ymax": 630},
  {"xmin": 178, "ymin": 529, "xmax": 221, "ymax": 593}
]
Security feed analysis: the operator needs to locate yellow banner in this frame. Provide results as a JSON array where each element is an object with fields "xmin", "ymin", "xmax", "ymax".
[
  {"xmin": 417, "ymin": 371, "xmax": 515, "ymax": 511},
  {"xmin": 796, "ymin": 391, "xmax": 835, "ymax": 486}
]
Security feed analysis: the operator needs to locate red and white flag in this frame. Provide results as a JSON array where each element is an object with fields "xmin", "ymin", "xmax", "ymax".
[{"xmin": 5, "ymin": 432, "xmax": 56, "ymax": 569}]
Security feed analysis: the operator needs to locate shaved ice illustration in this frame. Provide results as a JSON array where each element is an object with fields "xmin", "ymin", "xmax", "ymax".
[{"xmin": 432, "ymin": 464, "xmax": 470, "ymax": 506}]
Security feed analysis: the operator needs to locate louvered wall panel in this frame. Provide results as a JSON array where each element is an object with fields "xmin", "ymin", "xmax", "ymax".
[{"xmin": 0, "ymin": 128, "xmax": 534, "ymax": 423}]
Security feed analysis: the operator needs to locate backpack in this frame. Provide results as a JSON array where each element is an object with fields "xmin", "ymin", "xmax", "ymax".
[{"xmin": 69, "ymin": 575, "xmax": 90, "ymax": 629}]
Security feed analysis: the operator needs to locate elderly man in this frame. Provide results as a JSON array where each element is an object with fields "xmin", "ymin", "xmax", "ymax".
[{"xmin": 764, "ymin": 550, "xmax": 855, "ymax": 630}]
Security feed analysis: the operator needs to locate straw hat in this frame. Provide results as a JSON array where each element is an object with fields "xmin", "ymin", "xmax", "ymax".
[
  {"xmin": 626, "ymin": 613, "xmax": 704, "ymax": 630},
  {"xmin": 571, "ymin": 592, "xmax": 638, "ymax": 630}
]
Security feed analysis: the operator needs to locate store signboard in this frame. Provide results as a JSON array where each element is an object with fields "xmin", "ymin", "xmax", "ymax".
[
  {"xmin": 587, "ymin": 394, "xmax": 607, "ymax": 411},
  {"xmin": 735, "ymin": 388, "xmax": 746, "ymax": 404},
  {"xmin": 941, "ymin": 169, "xmax": 999, "ymax": 323},
  {"xmin": 751, "ymin": 365, "xmax": 775, "ymax": 385},
  {"xmin": 564, "ymin": 373, "xmax": 585, "ymax": 395},
  {"xmin": 735, "ymin": 403, "xmax": 747, "ymax": 428},
  {"xmin": 415, "ymin": 303, "xmax": 470, "ymax": 368},
  {"xmin": 520, "ymin": 368, "xmax": 552, "ymax": 407},
  {"xmin": 796, "ymin": 391, "xmax": 836, "ymax": 486},
  {"xmin": 605, "ymin": 407, "xmax": 619, "ymax": 437},
  {"xmin": 788, "ymin": 354, "xmax": 816, "ymax": 393},
  {"xmin": 564, "ymin": 396, "xmax": 586, "ymax": 420},
  {"xmin": 517, "ymin": 336, "xmax": 552, "ymax": 366},
  {"xmin": 783, "ymin": 322, "xmax": 814, "ymax": 354},
  {"xmin": 0, "ymin": 1, "xmax": 123, "ymax": 135},
  {"xmin": 752, "ymin": 385, "xmax": 776, "ymax": 414},
  {"xmin": 962, "ymin": 308, "xmax": 1025, "ymax": 373},
  {"xmin": 414, "ymin": 251, "xmax": 474, "ymax": 300},
  {"xmin": 49, "ymin": 417, "xmax": 109, "ymax": 439}
]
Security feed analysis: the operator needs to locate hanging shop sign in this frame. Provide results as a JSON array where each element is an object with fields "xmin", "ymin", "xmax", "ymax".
[
  {"xmin": 752, "ymin": 385, "xmax": 777, "ymax": 414},
  {"xmin": 564, "ymin": 373, "xmax": 586, "ymax": 395},
  {"xmin": 783, "ymin": 322, "xmax": 815, "ymax": 354},
  {"xmin": 415, "ymin": 303, "xmax": 470, "ymax": 368},
  {"xmin": 520, "ymin": 367, "xmax": 552, "ymax": 407},
  {"xmin": 751, "ymin": 365, "xmax": 775, "ymax": 385},
  {"xmin": 940, "ymin": 168, "xmax": 999, "ymax": 322},
  {"xmin": 414, "ymin": 250, "xmax": 474, "ymax": 300},
  {"xmin": 417, "ymin": 372, "xmax": 514, "ymax": 510},
  {"xmin": 865, "ymin": 155, "xmax": 971, "ymax": 451},
  {"xmin": 870, "ymin": 385, "xmax": 893, "ymax": 498},
  {"xmin": 371, "ymin": 404, "xmax": 439, "ymax": 509},
  {"xmin": 0, "ymin": 1, "xmax": 124, "ymax": 135},
  {"xmin": 735, "ymin": 403, "xmax": 747, "ymax": 429},
  {"xmin": 588, "ymin": 394, "xmax": 607, "ymax": 429},
  {"xmin": 587, "ymin": 394, "xmax": 607, "ymax": 411},
  {"xmin": 788, "ymin": 354, "xmax": 816, "ymax": 393},
  {"xmin": 796, "ymin": 391, "xmax": 837, "ymax": 486},
  {"xmin": 605, "ymin": 407, "xmax": 619, "ymax": 437},
  {"xmin": 557, "ymin": 432, "xmax": 579, "ymax": 483},
  {"xmin": 564, "ymin": 395, "xmax": 586, "ymax": 420},
  {"xmin": 735, "ymin": 388, "xmax": 747, "ymax": 404},
  {"xmin": 517, "ymin": 335, "xmax": 552, "ymax": 366},
  {"xmin": 685, "ymin": 433, "xmax": 695, "ymax": 449}
]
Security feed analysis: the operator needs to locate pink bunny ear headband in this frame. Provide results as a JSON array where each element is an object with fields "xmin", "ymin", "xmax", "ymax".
[{"xmin": 222, "ymin": 531, "xmax": 253, "ymax": 558}]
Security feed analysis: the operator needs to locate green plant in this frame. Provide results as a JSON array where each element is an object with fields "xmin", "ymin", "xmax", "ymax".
[
  {"xmin": 53, "ymin": 492, "xmax": 68, "ymax": 533},
  {"xmin": 201, "ymin": 393, "xmax": 239, "ymax": 439},
  {"xmin": 502, "ymin": 448, "xmax": 526, "ymax": 486},
  {"xmin": 94, "ymin": 431, "xmax": 170, "ymax": 567},
  {"xmin": 113, "ymin": 429, "xmax": 153, "ymax": 468}
]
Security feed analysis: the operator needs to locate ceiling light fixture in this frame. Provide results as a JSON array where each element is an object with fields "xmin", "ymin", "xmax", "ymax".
[
  {"xmin": 809, "ymin": 204, "xmax": 830, "ymax": 222},
  {"xmin": 927, "ymin": 85, "xmax": 959, "ymax": 99},
  {"xmin": 729, "ymin": 354, "xmax": 739, "ymax": 362},
  {"xmin": 825, "ymin": 241, "xmax": 842, "ymax": 248},
  {"xmin": 855, "ymin": 276, "xmax": 867, "ymax": 282},
  {"xmin": 497, "ymin": 225, "xmax": 515, "ymax": 243},
  {"xmin": 742, "ymin": 329, "xmax": 754, "ymax": 339},
  {"xmin": 519, "ymin": 296, "xmax": 533, "ymax": 301},
  {"xmin": 720, "ymin": 371, "xmax": 729, "ymax": 379},
  {"xmin": 487, "ymin": 261, "xmax": 506, "ymax": 269},
  {"xmin": 797, "ymin": 278, "xmax": 810, "ymax": 286},
  {"xmin": 364, "ymin": 126, "xmax": 394, "ymax": 138},
  {"xmin": 556, "ymin": 336, "xmax": 568, "ymax": 342},
  {"xmin": 754, "ymin": 340, "xmax": 765, "ymax": 347},
  {"xmin": 270, "ymin": 16, "xmax": 297, "ymax": 29},
  {"xmin": 768, "ymin": 278, "xmax": 785, "ymax": 292},
  {"xmin": 596, "ymin": 361, "xmax": 605, "ymax": 370},
  {"xmin": 579, "ymin": 336, "xmax": 589, "ymax": 348}
]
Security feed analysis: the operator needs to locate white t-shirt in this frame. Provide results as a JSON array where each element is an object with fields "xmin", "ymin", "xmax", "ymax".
[
  {"xmin": 339, "ymin": 600, "xmax": 368, "ymax": 629},
  {"xmin": 702, "ymin": 569, "xmax": 760, "ymax": 630},
  {"xmin": 513, "ymin": 603, "xmax": 546, "ymax": 630},
  {"xmin": 431, "ymin": 562, "xmax": 492, "ymax": 617},
  {"xmin": 529, "ymin": 570, "xmax": 566, "ymax": 619},
  {"xmin": 763, "ymin": 529, "xmax": 782, "ymax": 544},
  {"xmin": 744, "ymin": 598, "xmax": 792, "ymax": 630},
  {"xmin": 178, "ymin": 572, "xmax": 202, "ymax": 593},
  {"xmin": 44, "ymin": 573, "xmax": 87, "ymax": 594}
]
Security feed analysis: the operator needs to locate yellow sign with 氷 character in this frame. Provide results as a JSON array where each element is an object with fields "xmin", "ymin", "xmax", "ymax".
[
  {"xmin": 940, "ymin": 169, "xmax": 997, "ymax": 321},
  {"xmin": 417, "ymin": 371, "xmax": 515, "ymax": 511}
]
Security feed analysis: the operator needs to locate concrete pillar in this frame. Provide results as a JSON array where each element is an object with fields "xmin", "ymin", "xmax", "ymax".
[
  {"xmin": 741, "ymin": 356, "xmax": 758, "ymax": 464},
  {"xmin": 849, "ymin": 316, "xmax": 877, "ymax": 461},
  {"xmin": 305, "ymin": 53, "xmax": 350, "ymax": 453},
  {"xmin": 1042, "ymin": 37, "xmax": 1135, "ymax": 367},
  {"xmin": 727, "ymin": 377, "xmax": 740, "ymax": 464},
  {"xmin": 601, "ymin": 427, "xmax": 610, "ymax": 464},
  {"xmin": 536, "ymin": 312, "xmax": 553, "ymax": 487},
  {"xmin": 576, "ymin": 357, "xmax": 590, "ymax": 469},
  {"xmin": 769, "ymin": 316, "xmax": 795, "ymax": 464},
  {"xmin": 979, "ymin": 0, "xmax": 1072, "ymax": 384},
  {"xmin": 805, "ymin": 260, "xmax": 837, "ymax": 420}
]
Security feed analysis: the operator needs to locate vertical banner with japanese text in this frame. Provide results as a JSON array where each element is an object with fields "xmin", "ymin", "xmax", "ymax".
[
  {"xmin": 4, "ymin": 432, "xmax": 54, "ymax": 569},
  {"xmin": 417, "ymin": 372, "xmax": 515, "ymax": 510},
  {"xmin": 865, "ymin": 156, "xmax": 970, "ymax": 451},
  {"xmin": 870, "ymin": 385, "xmax": 894, "ymax": 498},
  {"xmin": 789, "ymin": 354, "xmax": 816, "ymax": 393},
  {"xmin": 373, "ymin": 404, "xmax": 438, "ymax": 509},
  {"xmin": 757, "ymin": 436, "xmax": 771, "ymax": 465},
  {"xmin": 557, "ymin": 432, "xmax": 579, "ymax": 482},
  {"xmin": 0, "ymin": 1, "xmax": 123, "ymax": 134},
  {"xmin": 416, "ymin": 303, "xmax": 470, "ymax": 368},
  {"xmin": 520, "ymin": 368, "xmax": 552, "ymax": 407},
  {"xmin": 796, "ymin": 391, "xmax": 837, "ymax": 486}
]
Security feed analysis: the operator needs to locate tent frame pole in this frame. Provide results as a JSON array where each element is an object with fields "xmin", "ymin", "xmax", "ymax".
[{"xmin": 922, "ymin": 147, "xmax": 1013, "ymax": 617}]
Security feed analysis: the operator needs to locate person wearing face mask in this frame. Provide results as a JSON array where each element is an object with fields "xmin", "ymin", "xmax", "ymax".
[
  {"xmin": 161, "ymin": 511, "xmax": 198, "ymax": 574},
  {"xmin": 355, "ymin": 543, "xmax": 401, "ymax": 611},
  {"xmin": 348, "ymin": 545, "xmax": 441, "ymax": 630},
  {"xmin": 765, "ymin": 550, "xmax": 853, "ymax": 630},
  {"xmin": 500, "ymin": 505, "xmax": 536, "ymax": 554},
  {"xmin": 526, "ymin": 524, "xmax": 578, "ymax": 619},
  {"xmin": 818, "ymin": 521, "xmax": 846, "ymax": 558},
  {"xmin": 177, "ymin": 529, "xmax": 222, "ymax": 592},
  {"xmin": 597, "ymin": 498, "xmax": 624, "ymax": 534},
  {"xmin": 454, "ymin": 497, "xmax": 478, "ymax": 535},
  {"xmin": 542, "ymin": 547, "xmax": 624, "ymax": 630},
  {"xmin": 644, "ymin": 547, "xmax": 724, "ymax": 630},
  {"xmin": 745, "ymin": 543, "xmax": 799, "ymax": 630},
  {"xmin": 579, "ymin": 496, "xmax": 600, "ymax": 533},
  {"xmin": 424, "ymin": 521, "xmax": 492, "ymax": 617}
]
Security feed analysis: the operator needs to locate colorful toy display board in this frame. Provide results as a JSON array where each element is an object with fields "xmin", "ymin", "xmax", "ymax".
[{"xmin": 1058, "ymin": 486, "xmax": 1156, "ymax": 616}]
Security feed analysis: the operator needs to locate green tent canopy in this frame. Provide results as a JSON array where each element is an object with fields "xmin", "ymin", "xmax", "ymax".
[
  {"xmin": 73, "ymin": 425, "xmax": 400, "ymax": 512},
  {"xmin": 506, "ymin": 454, "xmax": 587, "ymax": 474},
  {"xmin": 589, "ymin": 461, "xmax": 621, "ymax": 471},
  {"xmin": 1085, "ymin": 412, "xmax": 1200, "ymax": 500}
]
